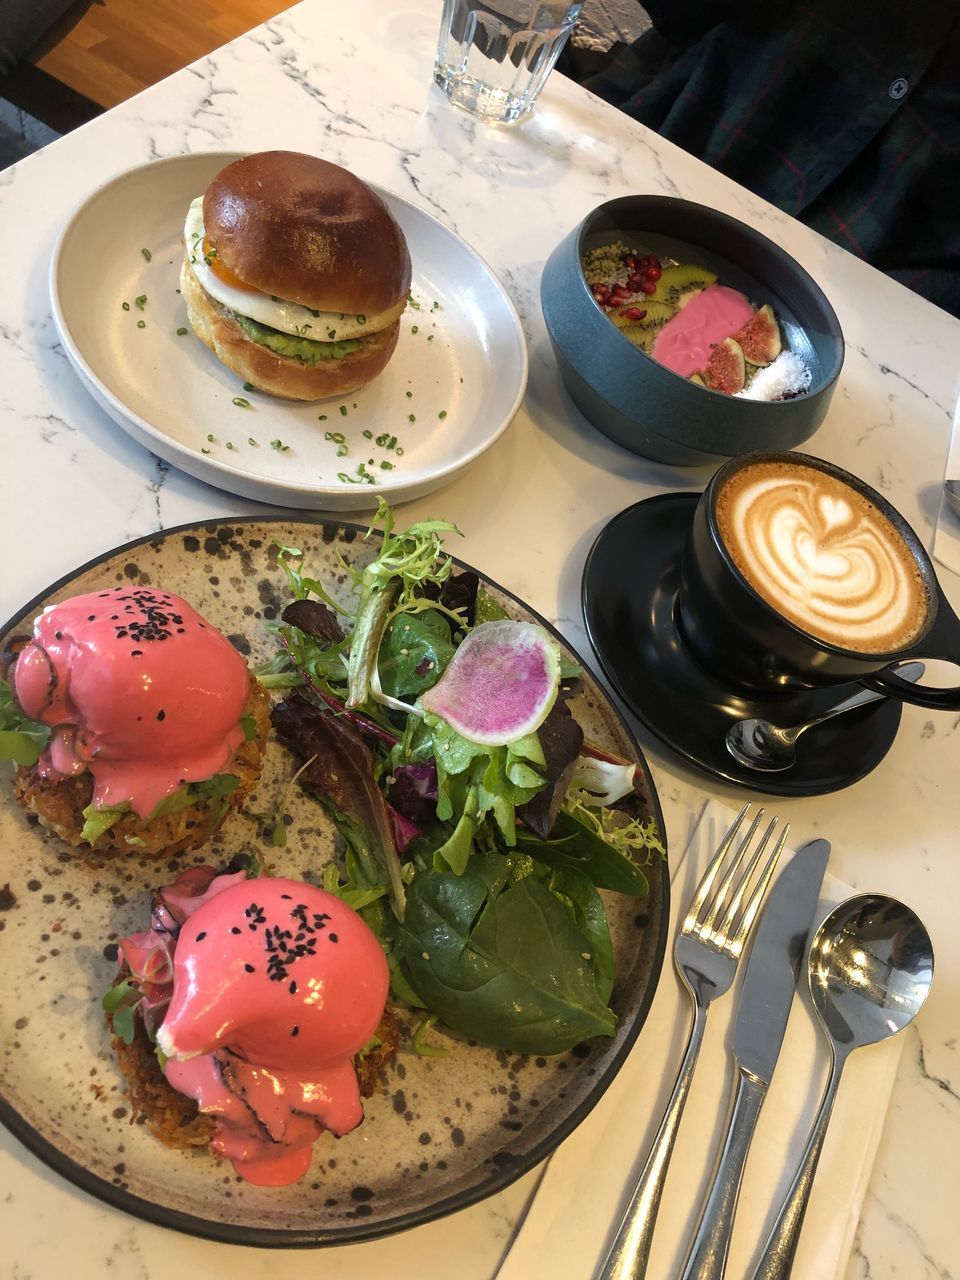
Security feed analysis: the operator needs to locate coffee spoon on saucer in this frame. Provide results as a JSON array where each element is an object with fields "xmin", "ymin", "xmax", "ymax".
[{"xmin": 725, "ymin": 661, "xmax": 925, "ymax": 772}]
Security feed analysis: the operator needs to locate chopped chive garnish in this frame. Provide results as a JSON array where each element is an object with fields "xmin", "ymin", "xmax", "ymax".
[
  {"xmin": 380, "ymin": 460, "xmax": 395, "ymax": 470},
  {"xmin": 136, "ymin": 320, "xmax": 146, "ymax": 328},
  {"xmin": 176, "ymin": 326, "xmax": 188, "ymax": 335},
  {"xmin": 232, "ymin": 397, "xmax": 250, "ymax": 409},
  {"xmin": 141, "ymin": 248, "xmax": 152, "ymax": 261},
  {"xmin": 318, "ymin": 414, "xmax": 327, "ymax": 421},
  {"xmin": 396, "ymin": 447, "xmax": 405, "ymax": 456},
  {"xmin": 206, "ymin": 433, "xmax": 214, "ymax": 442},
  {"xmin": 135, "ymin": 295, "xmax": 147, "ymax": 310},
  {"xmin": 270, "ymin": 439, "xmax": 289, "ymax": 452},
  {"xmin": 408, "ymin": 297, "xmax": 421, "ymax": 310},
  {"xmin": 248, "ymin": 437, "xmax": 257, "ymax": 446},
  {"xmin": 336, "ymin": 445, "xmax": 348, "ymax": 457},
  {"xmin": 405, "ymin": 390, "xmax": 413, "ymax": 398},
  {"xmin": 243, "ymin": 382, "xmax": 255, "ymax": 392},
  {"xmin": 431, "ymin": 300, "xmax": 441, "ymax": 311},
  {"xmin": 339, "ymin": 405, "xmax": 348, "ymax": 417},
  {"xmin": 201, "ymin": 447, "xmax": 210, "ymax": 454},
  {"xmin": 408, "ymin": 414, "xmax": 416, "ymax": 422},
  {"xmin": 226, "ymin": 441, "xmax": 235, "ymax": 450},
  {"xmin": 121, "ymin": 301, "xmax": 130, "ymax": 311},
  {"xmin": 411, "ymin": 324, "xmax": 419, "ymax": 334},
  {"xmin": 356, "ymin": 314, "xmax": 367, "ymax": 325},
  {"xmin": 363, "ymin": 429, "xmax": 372, "ymax": 439},
  {"xmin": 438, "ymin": 410, "xmax": 447, "ymax": 419},
  {"xmin": 427, "ymin": 334, "xmax": 434, "ymax": 341}
]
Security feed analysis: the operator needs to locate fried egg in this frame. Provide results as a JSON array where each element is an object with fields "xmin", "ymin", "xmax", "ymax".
[{"xmin": 183, "ymin": 198, "xmax": 398, "ymax": 342}]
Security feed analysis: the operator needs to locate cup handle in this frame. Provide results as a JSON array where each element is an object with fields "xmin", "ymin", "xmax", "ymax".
[{"xmin": 860, "ymin": 595, "xmax": 960, "ymax": 710}]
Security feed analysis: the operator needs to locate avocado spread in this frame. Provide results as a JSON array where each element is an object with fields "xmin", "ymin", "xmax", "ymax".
[{"xmin": 231, "ymin": 311, "xmax": 362, "ymax": 364}]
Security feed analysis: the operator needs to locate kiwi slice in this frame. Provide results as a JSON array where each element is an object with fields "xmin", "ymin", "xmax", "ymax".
[
  {"xmin": 608, "ymin": 300, "xmax": 675, "ymax": 330},
  {"xmin": 650, "ymin": 263, "xmax": 718, "ymax": 307}
]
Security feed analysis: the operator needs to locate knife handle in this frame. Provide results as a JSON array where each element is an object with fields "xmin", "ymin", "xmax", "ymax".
[{"xmin": 680, "ymin": 1065, "xmax": 768, "ymax": 1280}]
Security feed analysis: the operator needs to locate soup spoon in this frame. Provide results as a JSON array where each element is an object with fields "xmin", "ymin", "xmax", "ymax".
[
  {"xmin": 725, "ymin": 662, "xmax": 924, "ymax": 772},
  {"xmin": 748, "ymin": 894, "xmax": 934, "ymax": 1279}
]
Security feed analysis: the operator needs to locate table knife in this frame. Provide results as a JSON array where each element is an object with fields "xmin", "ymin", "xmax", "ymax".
[{"xmin": 678, "ymin": 838, "xmax": 831, "ymax": 1280}]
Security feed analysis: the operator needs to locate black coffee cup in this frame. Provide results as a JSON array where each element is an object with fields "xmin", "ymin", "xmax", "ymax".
[{"xmin": 678, "ymin": 450, "xmax": 960, "ymax": 710}]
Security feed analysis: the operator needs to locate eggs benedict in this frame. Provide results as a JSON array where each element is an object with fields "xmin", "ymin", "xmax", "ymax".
[
  {"xmin": 180, "ymin": 151, "xmax": 412, "ymax": 400},
  {"xmin": 8, "ymin": 585, "xmax": 269, "ymax": 856}
]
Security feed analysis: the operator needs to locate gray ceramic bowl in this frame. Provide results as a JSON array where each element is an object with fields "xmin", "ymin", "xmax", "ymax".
[{"xmin": 540, "ymin": 196, "xmax": 844, "ymax": 466}]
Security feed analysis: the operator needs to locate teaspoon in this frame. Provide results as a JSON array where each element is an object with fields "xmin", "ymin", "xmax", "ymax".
[
  {"xmin": 748, "ymin": 894, "xmax": 934, "ymax": 1279},
  {"xmin": 725, "ymin": 661, "xmax": 925, "ymax": 772}
]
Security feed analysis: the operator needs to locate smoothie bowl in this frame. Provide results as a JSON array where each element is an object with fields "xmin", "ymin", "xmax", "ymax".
[{"xmin": 540, "ymin": 196, "xmax": 844, "ymax": 466}]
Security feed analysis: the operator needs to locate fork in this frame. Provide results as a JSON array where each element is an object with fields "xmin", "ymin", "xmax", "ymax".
[{"xmin": 597, "ymin": 804, "xmax": 789, "ymax": 1280}]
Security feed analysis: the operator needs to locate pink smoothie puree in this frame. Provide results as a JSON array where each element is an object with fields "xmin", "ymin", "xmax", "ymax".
[
  {"xmin": 123, "ymin": 872, "xmax": 391, "ymax": 1186},
  {"xmin": 651, "ymin": 284, "xmax": 755, "ymax": 377},
  {"xmin": 13, "ymin": 587, "xmax": 249, "ymax": 816}
]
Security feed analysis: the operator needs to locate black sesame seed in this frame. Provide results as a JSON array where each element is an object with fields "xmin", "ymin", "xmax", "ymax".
[
  {"xmin": 289, "ymin": 980, "xmax": 297, "ymax": 995},
  {"xmin": 291, "ymin": 1026, "xmax": 300, "ymax": 1037},
  {"xmin": 231, "ymin": 926, "xmax": 241, "ymax": 935},
  {"xmin": 156, "ymin": 709, "xmax": 166, "ymax": 721},
  {"xmin": 244, "ymin": 963, "xmax": 255, "ymax": 973},
  {"xmin": 196, "ymin": 931, "xmax": 207, "ymax": 941},
  {"xmin": 329, "ymin": 933, "xmax": 339, "ymax": 943}
]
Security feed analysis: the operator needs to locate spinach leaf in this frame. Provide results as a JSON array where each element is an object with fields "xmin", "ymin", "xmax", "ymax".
[
  {"xmin": 397, "ymin": 861, "xmax": 616, "ymax": 1054},
  {"xmin": 378, "ymin": 610, "xmax": 454, "ymax": 700},
  {"xmin": 0, "ymin": 674, "xmax": 49, "ymax": 766},
  {"xmin": 548, "ymin": 868, "xmax": 614, "ymax": 1003},
  {"xmin": 514, "ymin": 809, "xmax": 649, "ymax": 897}
]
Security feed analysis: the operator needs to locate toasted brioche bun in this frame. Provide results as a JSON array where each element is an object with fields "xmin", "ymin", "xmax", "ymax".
[
  {"xmin": 202, "ymin": 151, "xmax": 412, "ymax": 316},
  {"xmin": 13, "ymin": 678, "xmax": 270, "ymax": 859},
  {"xmin": 180, "ymin": 258, "xmax": 401, "ymax": 401}
]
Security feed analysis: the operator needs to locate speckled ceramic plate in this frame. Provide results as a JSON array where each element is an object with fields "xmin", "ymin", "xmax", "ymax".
[
  {"xmin": 0, "ymin": 519, "xmax": 668, "ymax": 1246},
  {"xmin": 50, "ymin": 153, "xmax": 528, "ymax": 510}
]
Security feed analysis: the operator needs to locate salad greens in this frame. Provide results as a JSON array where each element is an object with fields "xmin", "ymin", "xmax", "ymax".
[
  {"xmin": 0, "ymin": 672, "xmax": 49, "ymax": 767},
  {"xmin": 261, "ymin": 498, "xmax": 664, "ymax": 1056}
]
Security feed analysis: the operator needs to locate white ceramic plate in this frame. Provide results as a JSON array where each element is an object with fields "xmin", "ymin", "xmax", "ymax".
[{"xmin": 50, "ymin": 153, "xmax": 528, "ymax": 510}]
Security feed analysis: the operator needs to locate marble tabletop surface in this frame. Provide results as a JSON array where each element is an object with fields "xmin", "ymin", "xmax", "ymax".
[{"xmin": 1, "ymin": 1, "xmax": 959, "ymax": 1276}]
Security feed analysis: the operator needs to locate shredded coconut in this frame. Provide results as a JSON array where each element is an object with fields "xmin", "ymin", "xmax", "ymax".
[{"xmin": 735, "ymin": 350, "xmax": 812, "ymax": 401}]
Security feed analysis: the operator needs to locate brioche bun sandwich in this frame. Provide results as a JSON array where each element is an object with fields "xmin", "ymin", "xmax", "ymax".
[
  {"xmin": 180, "ymin": 150, "xmax": 412, "ymax": 400},
  {"xmin": 105, "ymin": 865, "xmax": 397, "ymax": 1186},
  {"xmin": 2, "ymin": 586, "xmax": 269, "ymax": 857}
]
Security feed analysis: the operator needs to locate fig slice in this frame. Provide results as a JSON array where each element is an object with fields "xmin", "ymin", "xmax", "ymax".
[
  {"xmin": 703, "ymin": 337, "xmax": 746, "ymax": 395},
  {"xmin": 731, "ymin": 303, "xmax": 782, "ymax": 366},
  {"xmin": 419, "ymin": 620, "xmax": 561, "ymax": 746}
]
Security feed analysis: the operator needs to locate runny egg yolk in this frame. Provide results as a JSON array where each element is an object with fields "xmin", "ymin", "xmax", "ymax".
[{"xmin": 204, "ymin": 239, "xmax": 257, "ymax": 294}]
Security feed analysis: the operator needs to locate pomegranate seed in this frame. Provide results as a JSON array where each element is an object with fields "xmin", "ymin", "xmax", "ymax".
[
  {"xmin": 612, "ymin": 286, "xmax": 631, "ymax": 302},
  {"xmin": 626, "ymin": 274, "xmax": 644, "ymax": 291},
  {"xmin": 624, "ymin": 254, "xmax": 636, "ymax": 269},
  {"xmin": 623, "ymin": 307, "xmax": 648, "ymax": 321},
  {"xmin": 641, "ymin": 280, "xmax": 657, "ymax": 295},
  {"xmin": 645, "ymin": 265, "xmax": 662, "ymax": 282}
]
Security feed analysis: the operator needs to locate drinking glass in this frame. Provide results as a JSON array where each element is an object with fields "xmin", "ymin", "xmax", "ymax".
[{"xmin": 434, "ymin": 0, "xmax": 583, "ymax": 124}]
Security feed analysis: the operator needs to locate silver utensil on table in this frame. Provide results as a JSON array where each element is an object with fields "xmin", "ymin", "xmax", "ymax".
[
  {"xmin": 725, "ymin": 662, "xmax": 925, "ymax": 772},
  {"xmin": 679, "ymin": 838, "xmax": 831, "ymax": 1280},
  {"xmin": 748, "ymin": 894, "xmax": 934, "ymax": 1280},
  {"xmin": 597, "ymin": 804, "xmax": 789, "ymax": 1280},
  {"xmin": 944, "ymin": 478, "xmax": 960, "ymax": 519}
]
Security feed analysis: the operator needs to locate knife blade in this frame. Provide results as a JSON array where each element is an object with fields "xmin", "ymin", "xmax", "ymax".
[{"xmin": 679, "ymin": 837, "xmax": 831, "ymax": 1280}]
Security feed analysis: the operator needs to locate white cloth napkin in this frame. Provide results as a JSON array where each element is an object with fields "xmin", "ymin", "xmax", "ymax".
[
  {"xmin": 497, "ymin": 800, "xmax": 904, "ymax": 1280},
  {"xmin": 932, "ymin": 388, "xmax": 960, "ymax": 576}
]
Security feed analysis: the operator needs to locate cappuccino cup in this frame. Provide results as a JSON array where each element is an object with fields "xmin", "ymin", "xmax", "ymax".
[{"xmin": 678, "ymin": 451, "xmax": 960, "ymax": 710}]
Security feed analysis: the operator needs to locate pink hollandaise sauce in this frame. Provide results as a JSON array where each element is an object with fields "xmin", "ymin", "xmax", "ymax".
[
  {"xmin": 13, "ymin": 587, "xmax": 249, "ymax": 816},
  {"xmin": 651, "ymin": 284, "xmax": 754, "ymax": 377},
  {"xmin": 155, "ymin": 877, "xmax": 389, "ymax": 1185}
]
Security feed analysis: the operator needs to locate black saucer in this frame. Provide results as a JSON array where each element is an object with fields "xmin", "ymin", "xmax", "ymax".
[{"xmin": 582, "ymin": 494, "xmax": 904, "ymax": 796}]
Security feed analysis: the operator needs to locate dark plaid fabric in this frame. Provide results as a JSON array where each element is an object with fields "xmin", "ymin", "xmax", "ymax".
[{"xmin": 586, "ymin": 1, "xmax": 960, "ymax": 318}]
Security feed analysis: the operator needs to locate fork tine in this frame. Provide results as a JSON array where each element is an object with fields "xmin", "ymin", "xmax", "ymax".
[
  {"xmin": 727, "ymin": 820, "xmax": 790, "ymax": 956},
  {"xmin": 683, "ymin": 802, "xmax": 750, "ymax": 930},
  {"xmin": 698, "ymin": 806, "xmax": 765, "ymax": 936},
  {"xmin": 713, "ymin": 813, "xmax": 780, "ymax": 940}
]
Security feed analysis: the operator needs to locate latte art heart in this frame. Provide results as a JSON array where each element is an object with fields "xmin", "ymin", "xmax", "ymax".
[{"xmin": 716, "ymin": 461, "xmax": 929, "ymax": 652}]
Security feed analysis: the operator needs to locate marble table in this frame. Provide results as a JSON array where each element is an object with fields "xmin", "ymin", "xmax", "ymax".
[{"xmin": 1, "ymin": 2, "xmax": 958, "ymax": 1276}]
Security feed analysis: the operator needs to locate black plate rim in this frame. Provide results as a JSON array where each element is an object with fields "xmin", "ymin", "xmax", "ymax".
[
  {"xmin": 581, "ymin": 493, "xmax": 903, "ymax": 796},
  {"xmin": 0, "ymin": 513, "xmax": 670, "ymax": 1248}
]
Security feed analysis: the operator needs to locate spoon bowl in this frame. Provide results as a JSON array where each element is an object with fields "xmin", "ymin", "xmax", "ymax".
[
  {"xmin": 749, "ymin": 894, "xmax": 933, "ymax": 1279},
  {"xmin": 945, "ymin": 479, "xmax": 960, "ymax": 520}
]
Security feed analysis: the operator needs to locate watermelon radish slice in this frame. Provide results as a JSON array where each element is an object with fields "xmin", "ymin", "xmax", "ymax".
[{"xmin": 419, "ymin": 621, "xmax": 561, "ymax": 746}]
